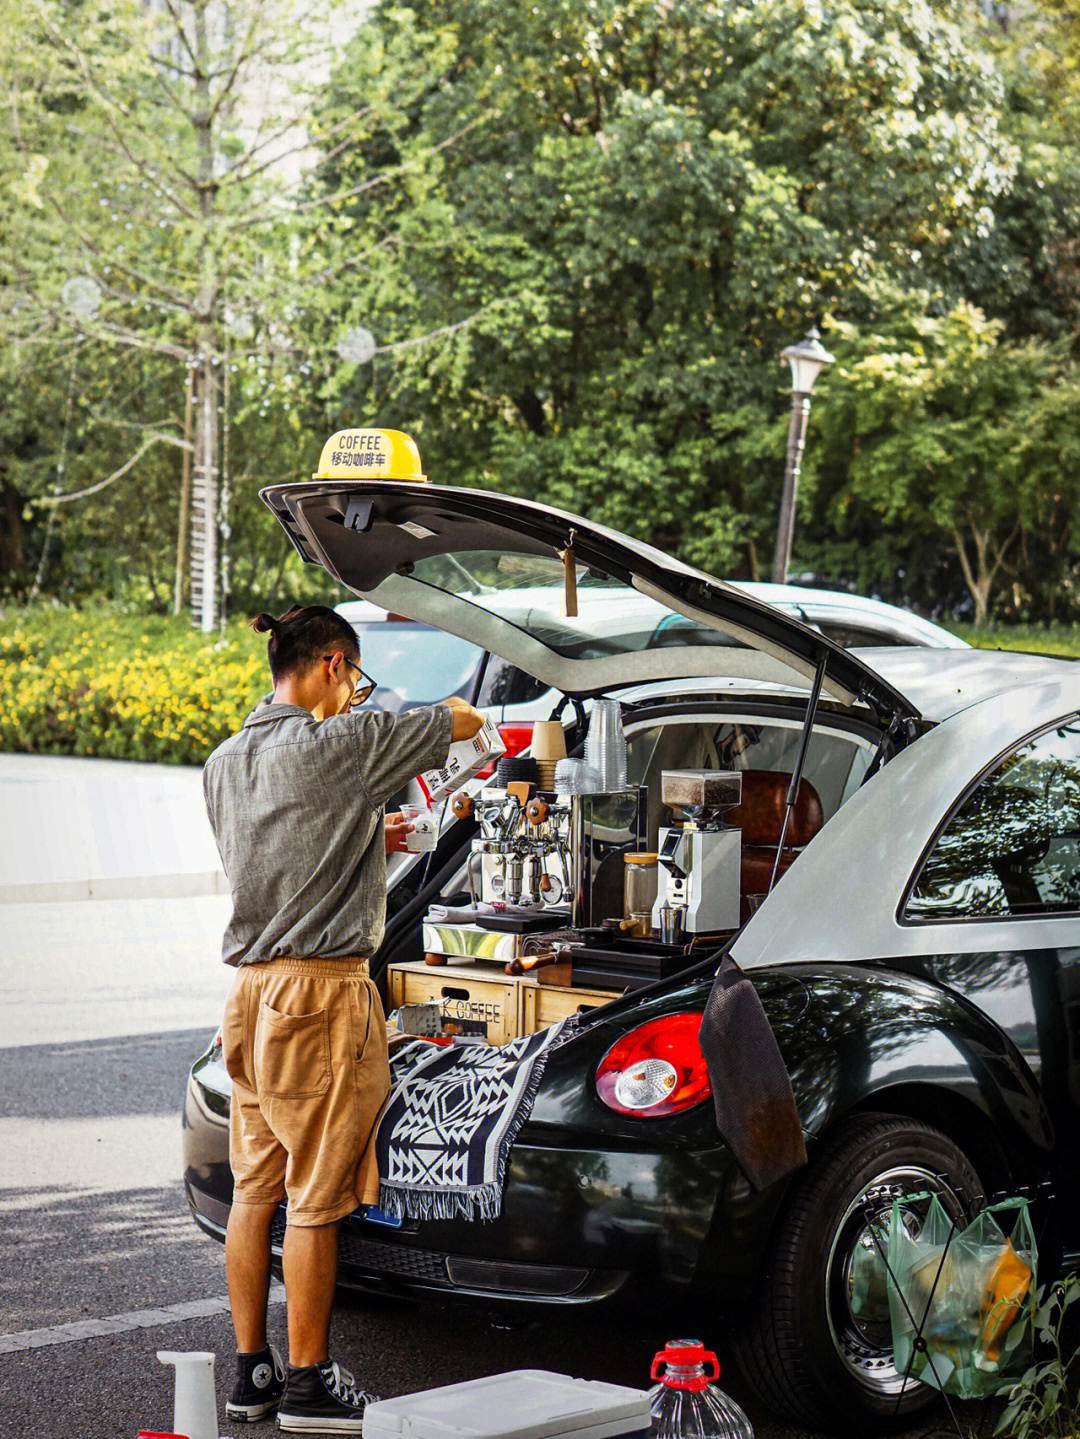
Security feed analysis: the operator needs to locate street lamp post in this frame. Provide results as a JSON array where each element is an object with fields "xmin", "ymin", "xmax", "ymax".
[{"xmin": 771, "ymin": 326, "xmax": 835, "ymax": 585}]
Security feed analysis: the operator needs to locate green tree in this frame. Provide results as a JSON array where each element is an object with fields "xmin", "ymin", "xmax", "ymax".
[
  {"xmin": 7, "ymin": 0, "xmax": 1080, "ymax": 625},
  {"xmin": 2, "ymin": 0, "xmax": 464, "ymax": 620},
  {"xmin": 815, "ymin": 291, "xmax": 1080, "ymax": 625},
  {"xmin": 318, "ymin": 0, "xmax": 1021, "ymax": 580}
]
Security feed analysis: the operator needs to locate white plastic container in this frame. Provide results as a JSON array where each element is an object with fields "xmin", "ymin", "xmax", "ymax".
[
  {"xmin": 400, "ymin": 802, "xmax": 437, "ymax": 852},
  {"xmin": 156, "ymin": 1349, "xmax": 219, "ymax": 1439},
  {"xmin": 363, "ymin": 1370, "xmax": 652, "ymax": 1439}
]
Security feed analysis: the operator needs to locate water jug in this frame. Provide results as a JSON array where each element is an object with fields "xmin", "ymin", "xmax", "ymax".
[{"xmin": 648, "ymin": 1339, "xmax": 754, "ymax": 1439}]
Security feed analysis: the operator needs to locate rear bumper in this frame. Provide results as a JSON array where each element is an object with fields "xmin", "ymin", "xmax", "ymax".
[
  {"xmin": 183, "ymin": 1053, "xmax": 779, "ymax": 1310},
  {"xmin": 184, "ymin": 1175, "xmax": 628, "ymax": 1306}
]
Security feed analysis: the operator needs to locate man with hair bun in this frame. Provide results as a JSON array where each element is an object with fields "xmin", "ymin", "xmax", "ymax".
[{"xmin": 203, "ymin": 603, "xmax": 484, "ymax": 1433}]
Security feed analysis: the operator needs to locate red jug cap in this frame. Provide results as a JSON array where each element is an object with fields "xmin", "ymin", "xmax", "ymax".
[
  {"xmin": 659, "ymin": 1338, "xmax": 706, "ymax": 1364},
  {"xmin": 650, "ymin": 1338, "xmax": 720, "ymax": 1388}
]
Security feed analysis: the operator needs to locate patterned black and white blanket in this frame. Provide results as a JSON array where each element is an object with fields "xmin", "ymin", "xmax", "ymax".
[{"xmin": 376, "ymin": 1020, "xmax": 573, "ymax": 1222}]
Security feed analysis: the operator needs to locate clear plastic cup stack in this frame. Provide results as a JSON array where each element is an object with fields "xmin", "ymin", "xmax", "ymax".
[
  {"xmin": 553, "ymin": 757, "xmax": 602, "ymax": 793},
  {"xmin": 585, "ymin": 698, "xmax": 628, "ymax": 791}
]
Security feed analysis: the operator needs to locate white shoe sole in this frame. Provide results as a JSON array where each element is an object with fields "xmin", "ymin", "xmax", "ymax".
[
  {"xmin": 276, "ymin": 1417, "xmax": 364, "ymax": 1434},
  {"xmin": 227, "ymin": 1397, "xmax": 282, "ymax": 1421}
]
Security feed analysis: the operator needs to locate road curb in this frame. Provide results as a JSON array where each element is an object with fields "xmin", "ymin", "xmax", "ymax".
[{"xmin": 0, "ymin": 870, "xmax": 228, "ymax": 904}]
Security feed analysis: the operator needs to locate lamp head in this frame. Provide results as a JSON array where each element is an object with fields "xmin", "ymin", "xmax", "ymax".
[{"xmin": 781, "ymin": 326, "xmax": 835, "ymax": 395}]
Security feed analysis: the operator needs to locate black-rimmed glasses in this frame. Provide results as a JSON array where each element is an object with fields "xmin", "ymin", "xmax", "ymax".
[{"xmin": 324, "ymin": 655, "xmax": 376, "ymax": 706}]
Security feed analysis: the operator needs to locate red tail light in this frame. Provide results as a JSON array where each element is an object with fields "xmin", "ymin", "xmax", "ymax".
[
  {"xmin": 498, "ymin": 722, "xmax": 537, "ymax": 757},
  {"xmin": 596, "ymin": 1013, "xmax": 712, "ymax": 1117},
  {"xmin": 476, "ymin": 721, "xmax": 535, "ymax": 779}
]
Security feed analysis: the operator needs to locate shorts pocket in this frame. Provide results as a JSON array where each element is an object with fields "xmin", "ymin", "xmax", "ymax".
[{"xmin": 254, "ymin": 1000, "xmax": 332, "ymax": 1099}]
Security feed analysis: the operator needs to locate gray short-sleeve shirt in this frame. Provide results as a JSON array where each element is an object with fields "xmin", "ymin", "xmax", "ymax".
[{"xmin": 203, "ymin": 701, "xmax": 453, "ymax": 966}]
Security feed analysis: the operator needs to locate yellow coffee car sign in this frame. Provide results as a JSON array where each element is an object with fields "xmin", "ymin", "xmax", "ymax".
[{"xmin": 314, "ymin": 428, "xmax": 427, "ymax": 482}]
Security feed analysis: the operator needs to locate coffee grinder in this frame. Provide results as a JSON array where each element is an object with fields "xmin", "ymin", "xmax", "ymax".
[{"xmin": 652, "ymin": 770, "xmax": 743, "ymax": 940}]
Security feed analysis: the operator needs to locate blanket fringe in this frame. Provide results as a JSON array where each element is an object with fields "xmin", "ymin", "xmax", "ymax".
[{"xmin": 377, "ymin": 1183, "xmax": 503, "ymax": 1224}]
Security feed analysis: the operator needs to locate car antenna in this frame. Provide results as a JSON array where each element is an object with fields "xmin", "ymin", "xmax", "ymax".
[{"xmin": 768, "ymin": 652, "xmax": 827, "ymax": 893}]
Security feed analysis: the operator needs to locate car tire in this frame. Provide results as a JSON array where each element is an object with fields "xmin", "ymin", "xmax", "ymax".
[{"xmin": 733, "ymin": 1112, "xmax": 983, "ymax": 1433}]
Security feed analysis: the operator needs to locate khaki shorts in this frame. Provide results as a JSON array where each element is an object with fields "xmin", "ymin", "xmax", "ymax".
[{"xmin": 221, "ymin": 956, "xmax": 390, "ymax": 1226}]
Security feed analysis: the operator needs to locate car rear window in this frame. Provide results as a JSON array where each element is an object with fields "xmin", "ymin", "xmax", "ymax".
[
  {"xmin": 407, "ymin": 551, "xmax": 743, "ymax": 659},
  {"xmin": 353, "ymin": 622, "xmax": 481, "ymax": 710}
]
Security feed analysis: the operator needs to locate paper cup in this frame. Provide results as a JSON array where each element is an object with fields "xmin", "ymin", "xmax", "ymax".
[
  {"xmin": 535, "ymin": 760, "xmax": 558, "ymax": 792},
  {"xmin": 531, "ymin": 720, "xmax": 568, "ymax": 762}
]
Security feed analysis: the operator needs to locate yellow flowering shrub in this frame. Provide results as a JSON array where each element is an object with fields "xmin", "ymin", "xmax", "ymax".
[{"xmin": 0, "ymin": 608, "xmax": 270, "ymax": 764}]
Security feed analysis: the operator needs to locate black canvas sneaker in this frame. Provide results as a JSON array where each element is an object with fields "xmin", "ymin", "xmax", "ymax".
[
  {"xmin": 276, "ymin": 1359, "xmax": 379, "ymax": 1434},
  {"xmin": 226, "ymin": 1344, "xmax": 286, "ymax": 1422}
]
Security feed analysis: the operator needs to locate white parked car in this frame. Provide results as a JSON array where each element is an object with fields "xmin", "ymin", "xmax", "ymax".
[
  {"xmin": 337, "ymin": 583, "xmax": 966, "ymax": 763},
  {"xmin": 730, "ymin": 581, "xmax": 967, "ymax": 650}
]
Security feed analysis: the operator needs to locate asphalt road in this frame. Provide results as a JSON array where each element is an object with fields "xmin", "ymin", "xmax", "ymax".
[{"xmin": 0, "ymin": 892, "xmax": 942, "ymax": 1439}]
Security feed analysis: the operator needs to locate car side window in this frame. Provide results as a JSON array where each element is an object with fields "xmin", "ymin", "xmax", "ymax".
[
  {"xmin": 475, "ymin": 656, "xmax": 549, "ymax": 708},
  {"xmin": 816, "ymin": 621, "xmax": 912, "ymax": 649},
  {"xmin": 906, "ymin": 716, "xmax": 1080, "ymax": 920}
]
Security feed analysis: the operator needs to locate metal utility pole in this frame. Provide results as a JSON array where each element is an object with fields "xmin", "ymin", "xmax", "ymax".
[
  {"xmin": 173, "ymin": 365, "xmax": 195, "ymax": 616},
  {"xmin": 771, "ymin": 327, "xmax": 835, "ymax": 586},
  {"xmin": 188, "ymin": 0, "xmax": 219, "ymax": 634},
  {"xmin": 188, "ymin": 356, "xmax": 219, "ymax": 632}
]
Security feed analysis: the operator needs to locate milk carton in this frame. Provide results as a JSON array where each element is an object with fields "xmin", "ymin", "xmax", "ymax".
[{"xmin": 417, "ymin": 714, "xmax": 505, "ymax": 803}]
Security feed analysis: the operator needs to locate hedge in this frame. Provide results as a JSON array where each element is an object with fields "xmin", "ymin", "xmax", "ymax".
[
  {"xmin": 1, "ymin": 606, "xmax": 1077, "ymax": 766},
  {"xmin": 0, "ymin": 608, "xmax": 269, "ymax": 765}
]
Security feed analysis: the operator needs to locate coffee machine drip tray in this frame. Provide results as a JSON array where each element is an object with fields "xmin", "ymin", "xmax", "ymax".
[
  {"xmin": 423, "ymin": 916, "xmax": 570, "ymax": 963},
  {"xmin": 569, "ymin": 941, "xmax": 689, "ymax": 991},
  {"xmin": 475, "ymin": 911, "xmax": 571, "ymax": 934}
]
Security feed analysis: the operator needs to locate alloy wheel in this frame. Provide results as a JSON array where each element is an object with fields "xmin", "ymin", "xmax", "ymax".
[{"xmin": 825, "ymin": 1163, "xmax": 968, "ymax": 1399}]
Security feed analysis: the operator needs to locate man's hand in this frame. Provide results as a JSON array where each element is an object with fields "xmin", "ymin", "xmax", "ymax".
[
  {"xmin": 384, "ymin": 812, "xmax": 412, "ymax": 853},
  {"xmin": 441, "ymin": 695, "xmax": 486, "ymax": 741}
]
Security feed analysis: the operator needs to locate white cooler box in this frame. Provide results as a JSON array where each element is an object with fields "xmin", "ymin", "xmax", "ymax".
[{"xmin": 363, "ymin": 1370, "xmax": 652, "ymax": 1439}]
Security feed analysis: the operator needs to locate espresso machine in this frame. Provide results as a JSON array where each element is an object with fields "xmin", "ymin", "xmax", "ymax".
[
  {"xmin": 652, "ymin": 770, "xmax": 743, "ymax": 938},
  {"xmin": 456, "ymin": 787, "xmax": 574, "ymax": 910},
  {"xmin": 483, "ymin": 789, "xmax": 572, "ymax": 909},
  {"xmin": 455, "ymin": 783, "xmax": 647, "ymax": 918}
]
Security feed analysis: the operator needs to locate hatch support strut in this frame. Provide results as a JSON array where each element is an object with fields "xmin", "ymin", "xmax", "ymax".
[{"xmin": 768, "ymin": 653, "xmax": 827, "ymax": 893}]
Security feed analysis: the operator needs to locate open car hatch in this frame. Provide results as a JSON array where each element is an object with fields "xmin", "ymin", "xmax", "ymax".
[{"xmin": 259, "ymin": 478, "xmax": 920, "ymax": 720}]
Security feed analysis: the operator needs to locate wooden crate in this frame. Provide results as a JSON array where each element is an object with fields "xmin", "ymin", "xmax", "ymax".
[
  {"xmin": 521, "ymin": 980, "xmax": 618, "ymax": 1034},
  {"xmin": 387, "ymin": 962, "xmax": 521, "ymax": 1045}
]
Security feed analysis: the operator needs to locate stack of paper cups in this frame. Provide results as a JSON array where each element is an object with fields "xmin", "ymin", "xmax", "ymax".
[{"xmin": 531, "ymin": 720, "xmax": 567, "ymax": 792}]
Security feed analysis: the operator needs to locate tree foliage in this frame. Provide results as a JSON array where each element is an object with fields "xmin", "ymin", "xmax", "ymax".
[
  {"xmin": 813, "ymin": 288, "xmax": 1080, "ymax": 623},
  {"xmin": 2, "ymin": 0, "xmax": 1080, "ymax": 625},
  {"xmin": 319, "ymin": 0, "xmax": 1076, "ymax": 611},
  {"xmin": 0, "ymin": 0, "xmax": 453, "ymax": 611}
]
